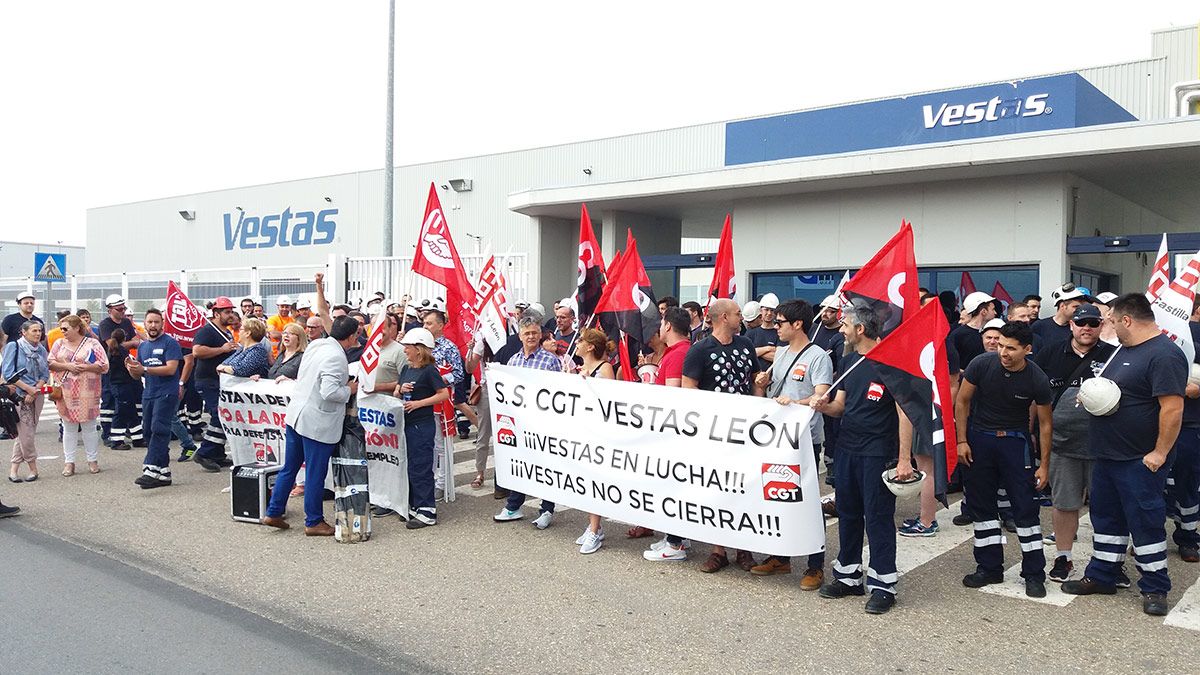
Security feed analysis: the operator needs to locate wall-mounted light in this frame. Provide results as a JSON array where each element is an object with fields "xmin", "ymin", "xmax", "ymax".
[
  {"xmin": 178, "ymin": 210, "xmax": 196, "ymax": 221},
  {"xmin": 448, "ymin": 178, "xmax": 473, "ymax": 192}
]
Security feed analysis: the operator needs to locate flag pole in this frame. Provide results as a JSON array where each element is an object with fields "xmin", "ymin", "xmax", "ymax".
[{"xmin": 823, "ymin": 350, "xmax": 869, "ymax": 394}]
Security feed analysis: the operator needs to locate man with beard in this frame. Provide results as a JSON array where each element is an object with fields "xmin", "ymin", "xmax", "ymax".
[
  {"xmin": 191, "ymin": 298, "xmax": 238, "ymax": 472},
  {"xmin": 126, "ymin": 309, "xmax": 182, "ymax": 489}
]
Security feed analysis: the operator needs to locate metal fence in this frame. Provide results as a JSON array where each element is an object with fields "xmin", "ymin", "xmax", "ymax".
[
  {"xmin": 0, "ymin": 252, "xmax": 529, "ymax": 317},
  {"xmin": 345, "ymin": 253, "xmax": 530, "ymax": 305}
]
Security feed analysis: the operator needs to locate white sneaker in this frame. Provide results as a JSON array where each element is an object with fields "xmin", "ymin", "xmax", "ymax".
[
  {"xmin": 493, "ymin": 508, "xmax": 523, "ymax": 522},
  {"xmin": 649, "ymin": 536, "xmax": 691, "ymax": 551},
  {"xmin": 643, "ymin": 544, "xmax": 687, "ymax": 561},
  {"xmin": 579, "ymin": 529, "xmax": 603, "ymax": 554},
  {"xmin": 532, "ymin": 511, "xmax": 553, "ymax": 530},
  {"xmin": 575, "ymin": 527, "xmax": 606, "ymax": 545}
]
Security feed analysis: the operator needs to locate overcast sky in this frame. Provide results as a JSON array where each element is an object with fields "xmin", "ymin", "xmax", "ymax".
[{"xmin": 0, "ymin": 1, "xmax": 1195, "ymax": 248}]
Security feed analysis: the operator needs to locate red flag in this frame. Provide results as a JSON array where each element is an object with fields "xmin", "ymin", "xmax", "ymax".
[
  {"xmin": 162, "ymin": 281, "xmax": 207, "ymax": 348},
  {"xmin": 991, "ymin": 281, "xmax": 1014, "ymax": 307},
  {"xmin": 574, "ymin": 204, "xmax": 607, "ymax": 322},
  {"xmin": 862, "ymin": 300, "xmax": 958, "ymax": 503},
  {"xmin": 594, "ymin": 237, "xmax": 659, "ymax": 347},
  {"xmin": 359, "ymin": 318, "xmax": 387, "ymax": 376},
  {"xmin": 1147, "ymin": 233, "xmax": 1170, "ymax": 300},
  {"xmin": 707, "ymin": 214, "xmax": 736, "ymax": 304},
  {"xmin": 617, "ymin": 332, "xmax": 636, "ymax": 382},
  {"xmin": 412, "ymin": 183, "xmax": 477, "ymax": 354},
  {"xmin": 957, "ymin": 271, "xmax": 978, "ymax": 303},
  {"xmin": 606, "ymin": 250, "xmax": 623, "ymax": 279},
  {"xmin": 840, "ymin": 220, "xmax": 919, "ymax": 336}
]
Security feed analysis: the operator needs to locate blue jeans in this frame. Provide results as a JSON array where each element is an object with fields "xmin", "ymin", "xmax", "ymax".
[
  {"xmin": 141, "ymin": 393, "xmax": 179, "ymax": 470},
  {"xmin": 171, "ymin": 416, "xmax": 196, "ymax": 450},
  {"xmin": 266, "ymin": 426, "xmax": 334, "ymax": 527}
]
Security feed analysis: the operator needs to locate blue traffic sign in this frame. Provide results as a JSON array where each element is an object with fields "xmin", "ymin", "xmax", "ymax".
[{"xmin": 34, "ymin": 252, "xmax": 67, "ymax": 282}]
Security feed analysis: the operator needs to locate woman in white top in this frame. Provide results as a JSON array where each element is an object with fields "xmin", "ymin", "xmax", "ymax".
[{"xmin": 574, "ymin": 328, "xmax": 615, "ymax": 554}]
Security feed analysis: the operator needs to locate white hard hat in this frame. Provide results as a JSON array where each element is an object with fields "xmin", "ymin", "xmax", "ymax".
[
  {"xmin": 1188, "ymin": 363, "xmax": 1200, "ymax": 388},
  {"xmin": 882, "ymin": 467, "xmax": 926, "ymax": 499},
  {"xmin": 982, "ymin": 318, "xmax": 1006, "ymax": 332},
  {"xmin": 742, "ymin": 301, "xmax": 762, "ymax": 321},
  {"xmin": 399, "ymin": 327, "xmax": 435, "ymax": 348},
  {"xmin": 1094, "ymin": 292, "xmax": 1118, "ymax": 305},
  {"xmin": 1078, "ymin": 377, "xmax": 1121, "ymax": 416},
  {"xmin": 276, "ymin": 294, "xmax": 294, "ymax": 306},
  {"xmin": 819, "ymin": 295, "xmax": 841, "ymax": 310},
  {"xmin": 105, "ymin": 294, "xmax": 126, "ymax": 308},
  {"xmin": 759, "ymin": 293, "xmax": 780, "ymax": 309},
  {"xmin": 963, "ymin": 291, "xmax": 996, "ymax": 314}
]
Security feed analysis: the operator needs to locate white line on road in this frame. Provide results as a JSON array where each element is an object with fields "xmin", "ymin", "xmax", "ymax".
[
  {"xmin": 1164, "ymin": 570, "xmax": 1200, "ymax": 631},
  {"xmin": 979, "ymin": 515, "xmax": 1094, "ymax": 606}
]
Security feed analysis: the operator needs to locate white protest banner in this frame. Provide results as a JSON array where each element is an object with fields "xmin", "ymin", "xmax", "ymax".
[
  {"xmin": 487, "ymin": 365, "xmax": 825, "ymax": 556},
  {"xmin": 219, "ymin": 375, "xmax": 292, "ymax": 466},
  {"xmin": 356, "ymin": 392, "xmax": 408, "ymax": 512},
  {"xmin": 1150, "ymin": 282, "xmax": 1196, "ymax": 363},
  {"xmin": 218, "ymin": 376, "xmax": 408, "ymax": 510}
]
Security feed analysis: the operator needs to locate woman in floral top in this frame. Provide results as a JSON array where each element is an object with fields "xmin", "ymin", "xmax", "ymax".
[{"xmin": 48, "ymin": 315, "xmax": 109, "ymax": 476}]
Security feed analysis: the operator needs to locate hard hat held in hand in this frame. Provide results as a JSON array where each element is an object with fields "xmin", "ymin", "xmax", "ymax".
[
  {"xmin": 1189, "ymin": 363, "xmax": 1200, "ymax": 388},
  {"xmin": 881, "ymin": 467, "xmax": 925, "ymax": 498},
  {"xmin": 1078, "ymin": 376, "xmax": 1120, "ymax": 416}
]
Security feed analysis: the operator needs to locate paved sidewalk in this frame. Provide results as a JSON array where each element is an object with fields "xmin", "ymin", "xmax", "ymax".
[{"xmin": 4, "ymin": 425, "xmax": 1198, "ymax": 673}]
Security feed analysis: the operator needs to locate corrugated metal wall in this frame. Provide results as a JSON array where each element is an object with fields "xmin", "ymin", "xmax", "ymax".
[
  {"xmin": 1153, "ymin": 24, "xmax": 1200, "ymax": 98},
  {"xmin": 1077, "ymin": 58, "xmax": 1168, "ymax": 120}
]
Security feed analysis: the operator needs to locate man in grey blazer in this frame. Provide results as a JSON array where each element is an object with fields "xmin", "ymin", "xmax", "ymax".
[{"xmin": 262, "ymin": 316, "xmax": 361, "ymax": 536}]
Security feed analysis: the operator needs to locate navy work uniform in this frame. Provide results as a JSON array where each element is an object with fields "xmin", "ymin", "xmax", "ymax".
[{"xmin": 962, "ymin": 352, "xmax": 1052, "ymax": 583}]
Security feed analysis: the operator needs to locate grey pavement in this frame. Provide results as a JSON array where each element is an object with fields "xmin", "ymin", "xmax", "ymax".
[{"xmin": 4, "ymin": 423, "xmax": 1200, "ymax": 674}]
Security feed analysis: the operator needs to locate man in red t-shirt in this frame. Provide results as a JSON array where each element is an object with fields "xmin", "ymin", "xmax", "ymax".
[{"xmin": 640, "ymin": 307, "xmax": 694, "ymax": 559}]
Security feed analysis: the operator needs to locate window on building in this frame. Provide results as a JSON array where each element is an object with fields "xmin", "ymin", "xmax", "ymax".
[{"xmin": 751, "ymin": 265, "xmax": 1040, "ymax": 306}]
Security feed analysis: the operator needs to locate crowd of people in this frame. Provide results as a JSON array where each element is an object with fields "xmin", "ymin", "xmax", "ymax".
[{"xmin": 2, "ymin": 276, "xmax": 1197, "ymax": 619}]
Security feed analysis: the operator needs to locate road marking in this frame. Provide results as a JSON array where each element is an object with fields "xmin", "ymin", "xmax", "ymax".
[
  {"xmin": 1164, "ymin": 573, "xmax": 1200, "ymax": 631},
  {"xmin": 978, "ymin": 515, "xmax": 1094, "ymax": 606}
]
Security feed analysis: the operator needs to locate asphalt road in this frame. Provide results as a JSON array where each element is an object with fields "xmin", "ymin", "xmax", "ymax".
[
  {"xmin": 4, "ymin": 424, "xmax": 1200, "ymax": 674},
  {"xmin": 0, "ymin": 522, "xmax": 418, "ymax": 674}
]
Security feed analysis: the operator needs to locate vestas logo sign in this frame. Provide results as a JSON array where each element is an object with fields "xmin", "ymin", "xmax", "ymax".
[
  {"xmin": 222, "ymin": 208, "xmax": 337, "ymax": 250},
  {"xmin": 922, "ymin": 94, "xmax": 1051, "ymax": 129}
]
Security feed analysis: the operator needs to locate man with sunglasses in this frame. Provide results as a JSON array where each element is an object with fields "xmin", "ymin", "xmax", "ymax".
[
  {"xmin": 1033, "ymin": 304, "xmax": 1116, "ymax": 582},
  {"xmin": 1032, "ymin": 284, "xmax": 1086, "ymax": 348},
  {"xmin": 749, "ymin": 299, "xmax": 833, "ymax": 590}
]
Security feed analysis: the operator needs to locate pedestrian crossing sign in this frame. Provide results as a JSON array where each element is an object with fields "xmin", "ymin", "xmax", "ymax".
[{"xmin": 34, "ymin": 252, "xmax": 67, "ymax": 282}]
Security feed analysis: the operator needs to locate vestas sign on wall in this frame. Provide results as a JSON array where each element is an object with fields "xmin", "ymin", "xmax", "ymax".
[
  {"xmin": 223, "ymin": 207, "xmax": 338, "ymax": 250},
  {"xmin": 724, "ymin": 74, "xmax": 1136, "ymax": 166}
]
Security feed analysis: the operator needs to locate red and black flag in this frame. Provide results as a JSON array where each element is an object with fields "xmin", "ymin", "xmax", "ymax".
[
  {"xmin": 707, "ymin": 213, "xmax": 736, "ymax": 305},
  {"xmin": 862, "ymin": 300, "xmax": 958, "ymax": 503},
  {"xmin": 594, "ymin": 234, "xmax": 659, "ymax": 348},
  {"xmin": 839, "ymin": 220, "xmax": 919, "ymax": 336},
  {"xmin": 574, "ymin": 204, "xmax": 606, "ymax": 322}
]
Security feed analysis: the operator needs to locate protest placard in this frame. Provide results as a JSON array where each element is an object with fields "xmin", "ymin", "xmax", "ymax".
[{"xmin": 487, "ymin": 365, "xmax": 825, "ymax": 556}]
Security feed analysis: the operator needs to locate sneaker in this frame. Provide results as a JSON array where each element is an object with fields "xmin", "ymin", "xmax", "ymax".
[
  {"xmin": 111, "ymin": 442, "xmax": 132, "ymax": 451},
  {"xmin": 371, "ymin": 506, "xmax": 396, "ymax": 518},
  {"xmin": 952, "ymin": 513, "xmax": 973, "ymax": 526},
  {"xmin": 575, "ymin": 528, "xmax": 606, "ymax": 545},
  {"xmin": 1048, "ymin": 557, "xmax": 1073, "ymax": 583},
  {"xmin": 139, "ymin": 476, "xmax": 172, "ymax": 490},
  {"xmin": 962, "ymin": 571, "xmax": 1004, "ymax": 588},
  {"xmin": 176, "ymin": 449, "xmax": 194, "ymax": 463},
  {"xmin": 818, "ymin": 581, "xmax": 865, "ymax": 599},
  {"xmin": 900, "ymin": 516, "xmax": 919, "ymax": 528},
  {"xmin": 1025, "ymin": 578, "xmax": 1047, "ymax": 598},
  {"xmin": 750, "ymin": 557, "xmax": 792, "ymax": 576},
  {"xmin": 215, "ymin": 457, "xmax": 234, "ymax": 468},
  {"xmin": 194, "ymin": 456, "xmax": 221, "ymax": 473},
  {"xmin": 1114, "ymin": 567, "xmax": 1132, "ymax": 590},
  {"xmin": 1143, "ymin": 593, "xmax": 1169, "ymax": 616},
  {"xmin": 864, "ymin": 590, "xmax": 895, "ymax": 614},
  {"xmin": 579, "ymin": 529, "xmax": 603, "ymax": 554},
  {"xmin": 1180, "ymin": 544, "xmax": 1199, "ymax": 563},
  {"xmin": 898, "ymin": 520, "xmax": 939, "ymax": 537},
  {"xmin": 405, "ymin": 518, "xmax": 434, "ymax": 530},
  {"xmin": 650, "ymin": 536, "xmax": 691, "ymax": 551},
  {"xmin": 1043, "ymin": 532, "xmax": 1057, "ymax": 545},
  {"xmin": 0, "ymin": 503, "xmax": 20, "ymax": 518},
  {"xmin": 493, "ymin": 508, "xmax": 523, "ymax": 522},
  {"xmin": 799, "ymin": 568, "xmax": 824, "ymax": 591},
  {"xmin": 643, "ymin": 543, "xmax": 687, "ymax": 561},
  {"xmin": 532, "ymin": 511, "xmax": 553, "ymax": 530},
  {"xmin": 1061, "ymin": 576, "xmax": 1117, "ymax": 596}
]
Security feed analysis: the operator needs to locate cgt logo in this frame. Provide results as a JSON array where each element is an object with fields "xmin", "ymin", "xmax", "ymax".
[
  {"xmin": 922, "ymin": 94, "xmax": 1050, "ymax": 129},
  {"xmin": 223, "ymin": 208, "xmax": 337, "ymax": 250},
  {"xmin": 762, "ymin": 464, "xmax": 802, "ymax": 502},
  {"xmin": 867, "ymin": 382, "xmax": 885, "ymax": 402},
  {"xmin": 495, "ymin": 414, "xmax": 517, "ymax": 447}
]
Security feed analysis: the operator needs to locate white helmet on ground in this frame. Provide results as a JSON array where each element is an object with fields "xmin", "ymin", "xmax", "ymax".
[
  {"xmin": 882, "ymin": 467, "xmax": 926, "ymax": 498},
  {"xmin": 1078, "ymin": 377, "xmax": 1120, "ymax": 416}
]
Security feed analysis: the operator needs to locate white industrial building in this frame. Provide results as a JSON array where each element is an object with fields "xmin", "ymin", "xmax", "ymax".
[{"xmin": 86, "ymin": 24, "xmax": 1200, "ymax": 309}]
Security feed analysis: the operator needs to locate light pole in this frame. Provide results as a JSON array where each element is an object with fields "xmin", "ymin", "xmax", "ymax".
[{"xmin": 382, "ymin": 0, "xmax": 395, "ymax": 258}]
